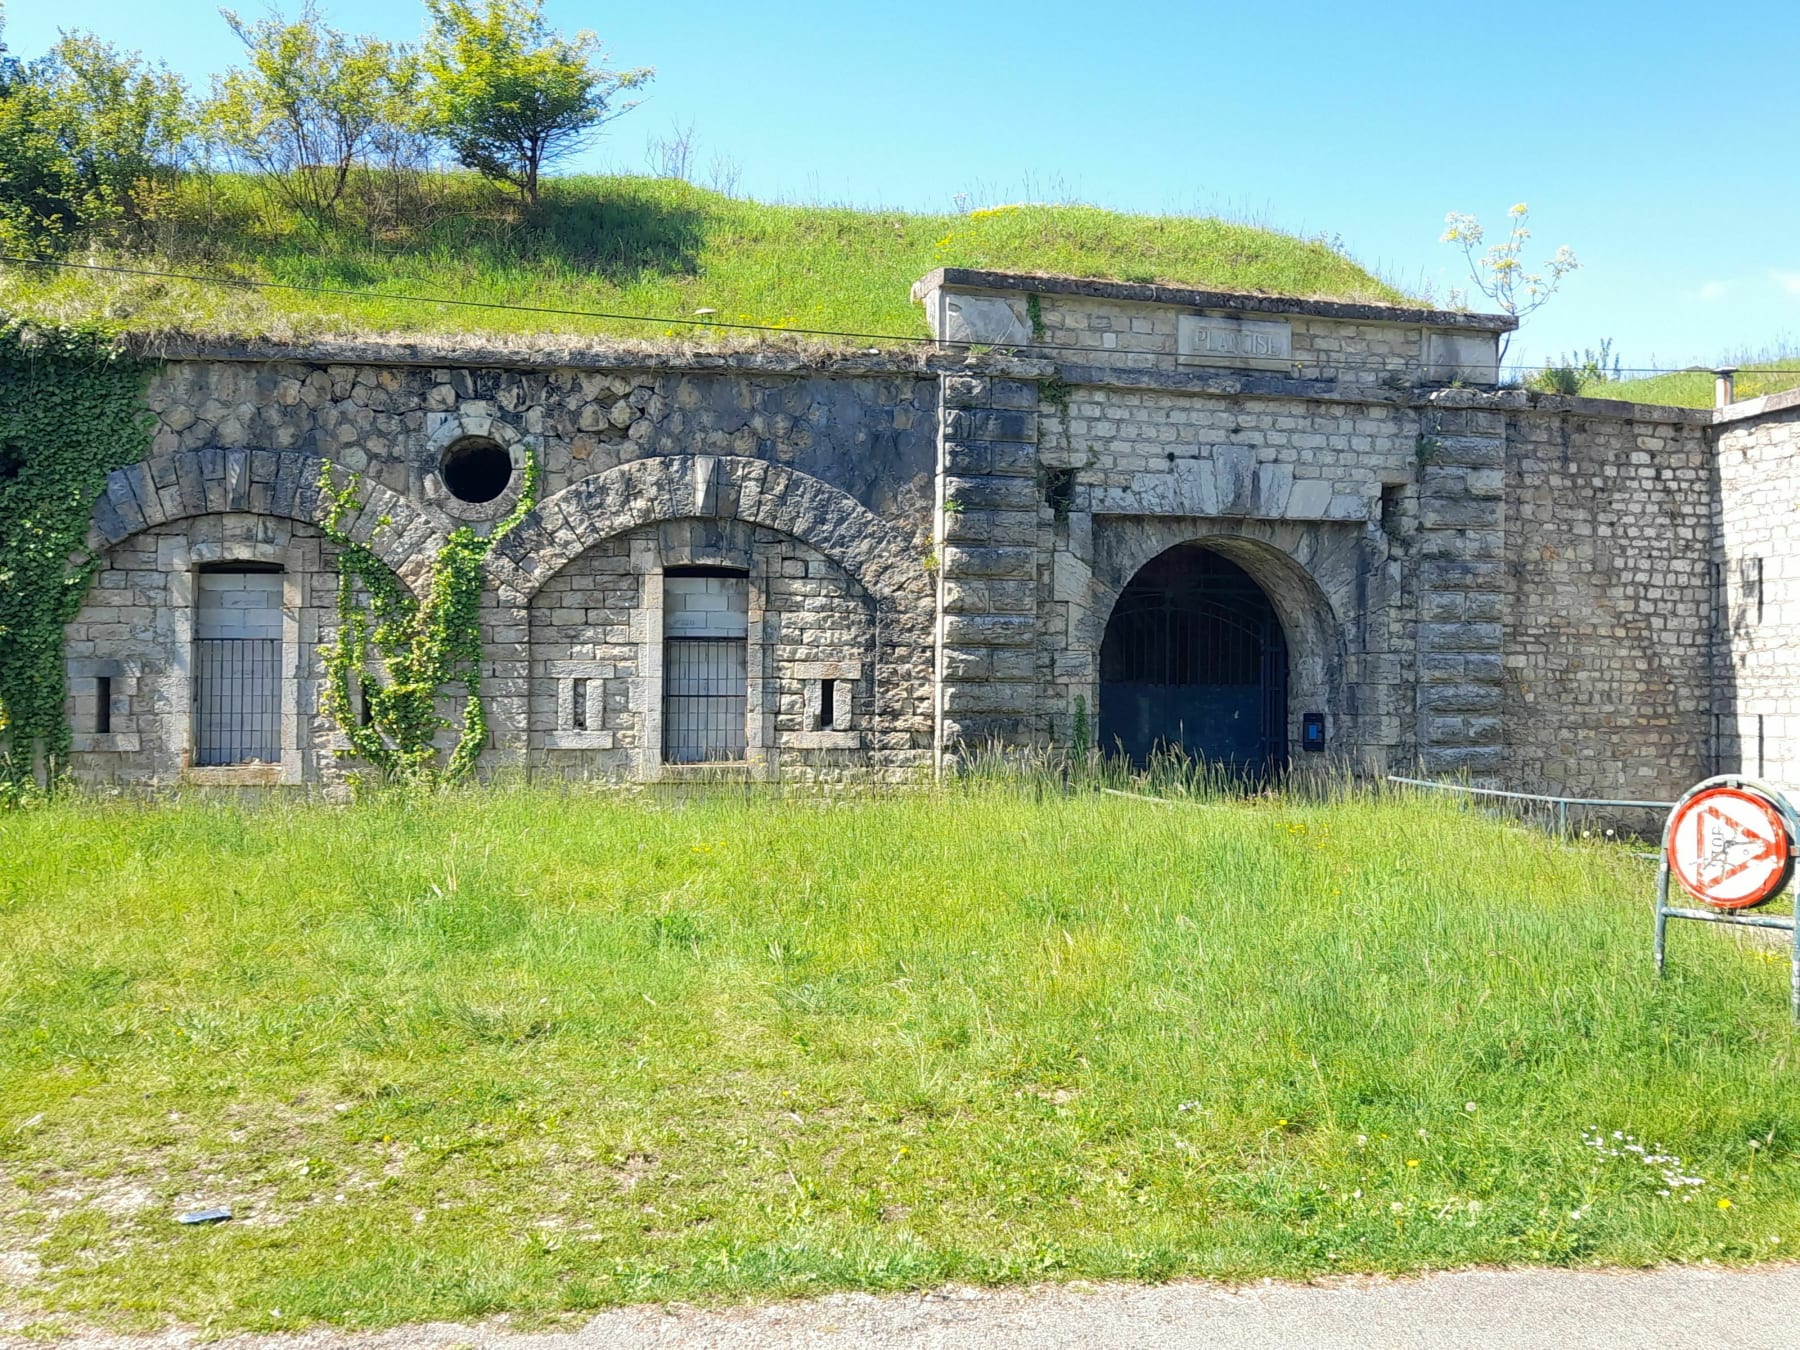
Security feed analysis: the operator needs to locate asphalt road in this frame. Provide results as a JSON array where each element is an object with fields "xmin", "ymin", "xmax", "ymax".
[{"xmin": 9, "ymin": 1264, "xmax": 1799, "ymax": 1349}]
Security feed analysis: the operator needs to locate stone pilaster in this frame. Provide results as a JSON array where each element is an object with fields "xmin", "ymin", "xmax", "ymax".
[
  {"xmin": 934, "ymin": 373, "xmax": 1042, "ymax": 766},
  {"xmin": 1413, "ymin": 401, "xmax": 1507, "ymax": 781}
]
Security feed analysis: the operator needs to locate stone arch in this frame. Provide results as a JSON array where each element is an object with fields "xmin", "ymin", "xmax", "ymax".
[
  {"xmin": 494, "ymin": 455, "xmax": 935, "ymax": 779},
  {"xmin": 1084, "ymin": 518, "xmax": 1361, "ymax": 759},
  {"xmin": 88, "ymin": 447, "xmax": 449, "ymax": 596},
  {"xmin": 488, "ymin": 455, "xmax": 929, "ymax": 615}
]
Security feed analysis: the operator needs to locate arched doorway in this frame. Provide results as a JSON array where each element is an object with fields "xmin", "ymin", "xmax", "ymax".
[{"xmin": 1099, "ymin": 543, "xmax": 1288, "ymax": 772}]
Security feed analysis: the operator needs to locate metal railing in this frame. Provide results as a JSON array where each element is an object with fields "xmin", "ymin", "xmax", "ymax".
[
  {"xmin": 663, "ymin": 638, "xmax": 747, "ymax": 764},
  {"xmin": 193, "ymin": 638, "xmax": 281, "ymax": 766},
  {"xmin": 1386, "ymin": 775, "xmax": 1674, "ymax": 837}
]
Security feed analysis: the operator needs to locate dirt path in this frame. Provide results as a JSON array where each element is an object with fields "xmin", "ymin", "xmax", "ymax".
[{"xmin": 6, "ymin": 1264, "xmax": 1799, "ymax": 1349}]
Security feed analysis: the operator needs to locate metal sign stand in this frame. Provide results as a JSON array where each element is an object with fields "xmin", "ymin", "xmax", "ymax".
[{"xmin": 1654, "ymin": 775, "xmax": 1800, "ymax": 1023}]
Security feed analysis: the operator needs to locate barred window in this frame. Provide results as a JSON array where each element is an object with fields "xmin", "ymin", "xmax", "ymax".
[
  {"xmin": 662, "ymin": 569, "xmax": 749, "ymax": 764},
  {"xmin": 193, "ymin": 564, "xmax": 283, "ymax": 766}
]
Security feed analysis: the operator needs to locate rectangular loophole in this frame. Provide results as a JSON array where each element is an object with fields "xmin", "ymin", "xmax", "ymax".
[
  {"xmin": 95, "ymin": 676, "xmax": 112, "ymax": 734},
  {"xmin": 818, "ymin": 678, "xmax": 836, "ymax": 729},
  {"xmin": 571, "ymin": 677, "xmax": 589, "ymax": 731}
]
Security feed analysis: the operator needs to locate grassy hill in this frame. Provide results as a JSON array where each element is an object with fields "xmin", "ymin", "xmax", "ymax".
[
  {"xmin": 0, "ymin": 174, "xmax": 1406, "ymax": 346},
  {"xmin": 1574, "ymin": 357, "xmax": 1800, "ymax": 410}
]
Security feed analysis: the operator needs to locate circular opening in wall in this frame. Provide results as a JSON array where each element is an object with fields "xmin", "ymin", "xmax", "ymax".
[{"xmin": 440, "ymin": 437, "xmax": 513, "ymax": 504}]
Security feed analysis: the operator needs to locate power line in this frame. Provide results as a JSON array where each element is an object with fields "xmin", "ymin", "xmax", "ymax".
[
  {"xmin": 0, "ymin": 255, "xmax": 934, "ymax": 347},
  {"xmin": 5, "ymin": 254, "xmax": 1799, "ymax": 377}
]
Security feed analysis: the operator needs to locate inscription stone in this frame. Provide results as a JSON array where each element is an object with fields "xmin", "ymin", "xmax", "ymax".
[{"xmin": 1178, "ymin": 314, "xmax": 1293, "ymax": 370}]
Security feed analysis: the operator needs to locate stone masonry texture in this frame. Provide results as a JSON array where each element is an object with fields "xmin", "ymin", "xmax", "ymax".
[{"xmin": 39, "ymin": 276, "xmax": 1800, "ymax": 801}]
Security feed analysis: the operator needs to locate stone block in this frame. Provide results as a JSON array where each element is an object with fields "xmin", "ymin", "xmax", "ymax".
[
  {"xmin": 940, "ymin": 613, "xmax": 1036, "ymax": 647},
  {"xmin": 943, "ymin": 475, "xmax": 1038, "ymax": 512},
  {"xmin": 946, "ymin": 408, "xmax": 1037, "ymax": 444},
  {"xmin": 941, "ymin": 546, "xmax": 1036, "ymax": 579},
  {"xmin": 1418, "ymin": 621, "xmax": 1502, "ymax": 653}
]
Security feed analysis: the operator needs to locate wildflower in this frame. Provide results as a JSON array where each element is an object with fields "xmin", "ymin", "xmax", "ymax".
[
  {"xmin": 1390, "ymin": 1201, "xmax": 1405, "ymax": 1213},
  {"xmin": 1718, "ymin": 1198, "xmax": 1732, "ymax": 1210},
  {"xmin": 1276, "ymin": 1118, "xmax": 1288, "ymax": 1127},
  {"xmin": 1464, "ymin": 1102, "xmax": 1477, "ymax": 1113},
  {"xmin": 1407, "ymin": 1159, "xmax": 1420, "ymax": 1168}
]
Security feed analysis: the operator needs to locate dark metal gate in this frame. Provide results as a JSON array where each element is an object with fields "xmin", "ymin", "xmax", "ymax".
[
  {"xmin": 193, "ymin": 637, "xmax": 282, "ymax": 766},
  {"xmin": 1099, "ymin": 544, "xmax": 1287, "ymax": 772},
  {"xmin": 663, "ymin": 637, "xmax": 748, "ymax": 763}
]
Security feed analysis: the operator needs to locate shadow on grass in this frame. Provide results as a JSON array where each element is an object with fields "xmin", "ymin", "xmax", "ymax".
[{"xmin": 157, "ymin": 173, "xmax": 712, "ymax": 289}]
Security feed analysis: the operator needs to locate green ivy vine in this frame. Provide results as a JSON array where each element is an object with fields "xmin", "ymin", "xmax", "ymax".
[
  {"xmin": 0, "ymin": 321, "xmax": 153, "ymax": 789},
  {"xmin": 316, "ymin": 454, "xmax": 538, "ymax": 788}
]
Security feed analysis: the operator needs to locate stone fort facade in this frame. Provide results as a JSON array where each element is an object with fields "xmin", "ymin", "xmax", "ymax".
[{"xmin": 53, "ymin": 269, "xmax": 1800, "ymax": 800}]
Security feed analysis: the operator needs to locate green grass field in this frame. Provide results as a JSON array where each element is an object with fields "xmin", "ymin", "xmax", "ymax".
[
  {"xmin": 0, "ymin": 174, "xmax": 1404, "ymax": 345},
  {"xmin": 1575, "ymin": 356, "xmax": 1800, "ymax": 409},
  {"xmin": 0, "ymin": 783, "xmax": 1795, "ymax": 1334}
]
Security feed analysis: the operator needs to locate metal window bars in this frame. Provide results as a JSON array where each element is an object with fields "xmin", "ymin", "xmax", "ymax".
[
  {"xmin": 193, "ymin": 638, "xmax": 282, "ymax": 766},
  {"xmin": 663, "ymin": 637, "xmax": 747, "ymax": 763}
]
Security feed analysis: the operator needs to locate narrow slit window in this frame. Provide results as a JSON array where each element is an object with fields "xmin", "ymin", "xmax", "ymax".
[
  {"xmin": 571, "ymin": 677, "xmax": 589, "ymax": 731},
  {"xmin": 662, "ymin": 568, "xmax": 749, "ymax": 764},
  {"xmin": 95, "ymin": 675, "xmax": 112, "ymax": 734},
  {"xmin": 358, "ymin": 679, "xmax": 376, "ymax": 727},
  {"xmin": 818, "ymin": 678, "xmax": 836, "ymax": 729},
  {"xmin": 193, "ymin": 563, "xmax": 284, "ymax": 767}
]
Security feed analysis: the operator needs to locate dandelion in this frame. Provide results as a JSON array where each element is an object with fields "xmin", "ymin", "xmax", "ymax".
[
  {"xmin": 1464, "ymin": 1102, "xmax": 1477, "ymax": 1113},
  {"xmin": 1718, "ymin": 1198, "xmax": 1732, "ymax": 1210},
  {"xmin": 1406, "ymin": 1159, "xmax": 1420, "ymax": 1168},
  {"xmin": 1390, "ymin": 1201, "xmax": 1405, "ymax": 1213}
]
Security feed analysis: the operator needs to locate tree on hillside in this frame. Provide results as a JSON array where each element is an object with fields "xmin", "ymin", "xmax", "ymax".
[
  {"xmin": 42, "ymin": 33, "xmax": 192, "ymax": 229},
  {"xmin": 0, "ymin": 16, "xmax": 190, "ymax": 254},
  {"xmin": 422, "ymin": 0, "xmax": 650, "ymax": 206},
  {"xmin": 207, "ymin": 2, "xmax": 416, "ymax": 219}
]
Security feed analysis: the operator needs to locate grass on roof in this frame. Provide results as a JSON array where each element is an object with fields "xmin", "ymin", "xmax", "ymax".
[
  {"xmin": 0, "ymin": 173, "xmax": 1406, "ymax": 346},
  {"xmin": 1573, "ymin": 355, "xmax": 1800, "ymax": 410}
]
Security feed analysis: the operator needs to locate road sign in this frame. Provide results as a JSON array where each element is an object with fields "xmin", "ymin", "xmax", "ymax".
[
  {"xmin": 1666, "ymin": 784, "xmax": 1795, "ymax": 910},
  {"xmin": 1655, "ymin": 775, "xmax": 1800, "ymax": 1024}
]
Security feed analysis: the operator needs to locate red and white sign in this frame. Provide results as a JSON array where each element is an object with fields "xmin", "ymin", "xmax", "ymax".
[{"xmin": 1666, "ymin": 785, "xmax": 1794, "ymax": 910}]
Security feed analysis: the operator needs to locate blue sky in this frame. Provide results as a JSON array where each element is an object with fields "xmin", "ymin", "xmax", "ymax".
[{"xmin": 7, "ymin": 0, "xmax": 1799, "ymax": 370}]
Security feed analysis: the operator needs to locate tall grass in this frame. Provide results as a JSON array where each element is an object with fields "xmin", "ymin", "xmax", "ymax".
[
  {"xmin": 0, "ymin": 782, "xmax": 1794, "ymax": 1332},
  {"xmin": 1575, "ymin": 348, "xmax": 1800, "ymax": 409},
  {"xmin": 0, "ymin": 174, "xmax": 1405, "ymax": 344}
]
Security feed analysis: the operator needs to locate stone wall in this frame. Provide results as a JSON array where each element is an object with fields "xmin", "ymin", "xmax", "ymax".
[
  {"xmin": 1714, "ymin": 394, "xmax": 1800, "ymax": 792},
  {"xmin": 66, "ymin": 512, "xmax": 344, "ymax": 785},
  {"xmin": 1499, "ymin": 398, "xmax": 1714, "ymax": 798},
  {"xmin": 57, "ymin": 278, "xmax": 1792, "ymax": 797}
]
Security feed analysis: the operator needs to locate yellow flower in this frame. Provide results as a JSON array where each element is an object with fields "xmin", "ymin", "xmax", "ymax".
[
  {"xmin": 1406, "ymin": 1159, "xmax": 1420, "ymax": 1168},
  {"xmin": 1718, "ymin": 1198, "xmax": 1733, "ymax": 1210}
]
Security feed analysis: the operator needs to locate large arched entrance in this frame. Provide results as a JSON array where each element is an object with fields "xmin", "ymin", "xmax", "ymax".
[{"xmin": 1099, "ymin": 542, "xmax": 1288, "ymax": 771}]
